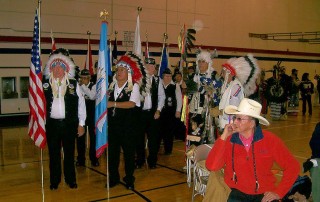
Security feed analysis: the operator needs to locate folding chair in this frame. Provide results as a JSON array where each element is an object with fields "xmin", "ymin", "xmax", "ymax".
[{"xmin": 191, "ymin": 144, "xmax": 212, "ymax": 202}]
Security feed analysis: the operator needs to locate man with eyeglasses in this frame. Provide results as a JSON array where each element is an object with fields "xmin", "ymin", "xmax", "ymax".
[{"xmin": 206, "ymin": 98, "xmax": 300, "ymax": 202}]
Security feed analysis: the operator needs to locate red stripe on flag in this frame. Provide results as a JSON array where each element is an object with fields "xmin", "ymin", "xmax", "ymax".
[
  {"xmin": 28, "ymin": 65, "xmax": 47, "ymax": 148},
  {"xmin": 85, "ymin": 38, "xmax": 94, "ymax": 75},
  {"xmin": 28, "ymin": 9, "xmax": 46, "ymax": 149}
]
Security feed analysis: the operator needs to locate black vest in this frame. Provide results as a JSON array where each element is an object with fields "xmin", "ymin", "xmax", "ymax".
[
  {"xmin": 151, "ymin": 76, "xmax": 159, "ymax": 111},
  {"xmin": 84, "ymin": 82, "xmax": 95, "ymax": 125},
  {"xmin": 108, "ymin": 83, "xmax": 135, "ymax": 130},
  {"xmin": 163, "ymin": 83, "xmax": 177, "ymax": 111},
  {"xmin": 43, "ymin": 78, "xmax": 79, "ymax": 124}
]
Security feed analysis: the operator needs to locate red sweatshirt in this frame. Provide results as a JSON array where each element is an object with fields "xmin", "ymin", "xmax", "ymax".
[{"xmin": 205, "ymin": 126, "xmax": 300, "ymax": 198}]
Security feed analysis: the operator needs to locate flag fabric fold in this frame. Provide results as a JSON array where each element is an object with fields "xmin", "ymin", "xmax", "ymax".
[
  {"xmin": 158, "ymin": 43, "xmax": 169, "ymax": 78},
  {"xmin": 50, "ymin": 30, "xmax": 56, "ymax": 52},
  {"xmin": 28, "ymin": 9, "xmax": 47, "ymax": 149},
  {"xmin": 144, "ymin": 38, "xmax": 149, "ymax": 59},
  {"xmin": 95, "ymin": 21, "xmax": 110, "ymax": 158},
  {"xmin": 133, "ymin": 14, "xmax": 142, "ymax": 56},
  {"xmin": 84, "ymin": 38, "xmax": 94, "ymax": 75}
]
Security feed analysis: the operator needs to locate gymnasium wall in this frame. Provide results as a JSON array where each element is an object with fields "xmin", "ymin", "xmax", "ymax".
[{"xmin": 0, "ymin": 0, "xmax": 320, "ymax": 77}]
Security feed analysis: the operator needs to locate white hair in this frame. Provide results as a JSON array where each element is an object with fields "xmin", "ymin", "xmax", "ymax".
[
  {"xmin": 44, "ymin": 53, "xmax": 75, "ymax": 80},
  {"xmin": 196, "ymin": 50, "xmax": 214, "ymax": 75}
]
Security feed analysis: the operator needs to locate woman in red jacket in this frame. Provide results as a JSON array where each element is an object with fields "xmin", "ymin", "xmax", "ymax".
[{"xmin": 206, "ymin": 98, "xmax": 300, "ymax": 202}]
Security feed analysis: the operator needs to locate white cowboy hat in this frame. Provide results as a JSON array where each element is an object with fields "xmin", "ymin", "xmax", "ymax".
[{"xmin": 224, "ymin": 98, "xmax": 270, "ymax": 126}]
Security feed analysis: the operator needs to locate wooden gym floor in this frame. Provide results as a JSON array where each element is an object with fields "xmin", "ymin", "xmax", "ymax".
[{"xmin": 0, "ymin": 104, "xmax": 319, "ymax": 202}]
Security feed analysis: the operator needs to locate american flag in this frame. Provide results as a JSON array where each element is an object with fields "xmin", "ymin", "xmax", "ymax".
[
  {"xmin": 28, "ymin": 9, "xmax": 46, "ymax": 149},
  {"xmin": 158, "ymin": 43, "xmax": 169, "ymax": 78}
]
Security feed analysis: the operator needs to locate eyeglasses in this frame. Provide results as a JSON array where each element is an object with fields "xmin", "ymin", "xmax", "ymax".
[{"xmin": 232, "ymin": 116, "xmax": 253, "ymax": 122}]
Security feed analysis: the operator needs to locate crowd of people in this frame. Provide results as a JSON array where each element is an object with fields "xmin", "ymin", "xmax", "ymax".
[{"xmin": 42, "ymin": 47, "xmax": 318, "ymax": 201}]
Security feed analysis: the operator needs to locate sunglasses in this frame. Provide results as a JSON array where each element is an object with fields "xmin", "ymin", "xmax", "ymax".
[{"xmin": 232, "ymin": 116, "xmax": 253, "ymax": 122}]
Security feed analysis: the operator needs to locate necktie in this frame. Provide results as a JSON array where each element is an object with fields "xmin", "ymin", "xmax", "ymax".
[{"xmin": 152, "ymin": 76, "xmax": 157, "ymax": 91}]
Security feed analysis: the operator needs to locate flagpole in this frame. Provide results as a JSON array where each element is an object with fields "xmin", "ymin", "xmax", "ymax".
[
  {"xmin": 37, "ymin": 1, "xmax": 45, "ymax": 201},
  {"xmin": 145, "ymin": 31, "xmax": 149, "ymax": 59},
  {"xmin": 98, "ymin": 9, "xmax": 110, "ymax": 199}
]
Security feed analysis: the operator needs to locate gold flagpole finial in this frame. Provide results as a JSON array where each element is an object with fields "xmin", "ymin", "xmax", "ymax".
[
  {"xmin": 163, "ymin": 33, "xmax": 168, "ymax": 43},
  {"xmin": 114, "ymin": 31, "xmax": 118, "ymax": 39},
  {"xmin": 100, "ymin": 10, "xmax": 109, "ymax": 21},
  {"xmin": 137, "ymin": 7, "xmax": 142, "ymax": 14}
]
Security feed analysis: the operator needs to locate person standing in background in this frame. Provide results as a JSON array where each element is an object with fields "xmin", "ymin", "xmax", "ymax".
[
  {"xmin": 300, "ymin": 73, "xmax": 314, "ymax": 116},
  {"xmin": 173, "ymin": 71, "xmax": 187, "ymax": 141},
  {"xmin": 160, "ymin": 68, "xmax": 182, "ymax": 155},
  {"xmin": 135, "ymin": 57, "xmax": 165, "ymax": 169},
  {"xmin": 218, "ymin": 54, "xmax": 260, "ymax": 131},
  {"xmin": 76, "ymin": 69, "xmax": 99, "ymax": 167}
]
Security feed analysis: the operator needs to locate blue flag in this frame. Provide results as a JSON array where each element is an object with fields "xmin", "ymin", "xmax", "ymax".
[
  {"xmin": 158, "ymin": 44, "xmax": 169, "ymax": 78},
  {"xmin": 95, "ymin": 21, "xmax": 110, "ymax": 158}
]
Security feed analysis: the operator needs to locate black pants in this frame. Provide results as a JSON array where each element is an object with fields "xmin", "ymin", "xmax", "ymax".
[
  {"xmin": 173, "ymin": 118, "xmax": 186, "ymax": 141},
  {"xmin": 76, "ymin": 121, "xmax": 98, "ymax": 164},
  {"xmin": 228, "ymin": 188, "xmax": 280, "ymax": 202},
  {"xmin": 135, "ymin": 110, "xmax": 160, "ymax": 166},
  {"xmin": 302, "ymin": 94, "xmax": 312, "ymax": 115},
  {"xmin": 160, "ymin": 108, "xmax": 176, "ymax": 153},
  {"xmin": 46, "ymin": 118, "xmax": 77, "ymax": 185},
  {"xmin": 108, "ymin": 124, "xmax": 136, "ymax": 185}
]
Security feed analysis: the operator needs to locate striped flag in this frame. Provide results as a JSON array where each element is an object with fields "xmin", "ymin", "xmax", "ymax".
[
  {"xmin": 95, "ymin": 20, "xmax": 110, "ymax": 158},
  {"xmin": 133, "ymin": 13, "xmax": 142, "ymax": 56},
  {"xmin": 158, "ymin": 43, "xmax": 169, "ymax": 78},
  {"xmin": 28, "ymin": 9, "xmax": 46, "ymax": 149},
  {"xmin": 84, "ymin": 38, "xmax": 94, "ymax": 75}
]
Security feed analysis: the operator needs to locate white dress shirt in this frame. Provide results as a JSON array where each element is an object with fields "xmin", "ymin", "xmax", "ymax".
[
  {"xmin": 50, "ymin": 80, "xmax": 86, "ymax": 126},
  {"xmin": 80, "ymin": 82, "xmax": 96, "ymax": 100},
  {"xmin": 142, "ymin": 76, "xmax": 165, "ymax": 111},
  {"xmin": 114, "ymin": 81, "xmax": 141, "ymax": 107}
]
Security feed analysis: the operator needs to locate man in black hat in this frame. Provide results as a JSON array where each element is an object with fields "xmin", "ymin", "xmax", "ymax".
[
  {"xmin": 76, "ymin": 69, "xmax": 99, "ymax": 167},
  {"xmin": 135, "ymin": 57, "xmax": 165, "ymax": 169}
]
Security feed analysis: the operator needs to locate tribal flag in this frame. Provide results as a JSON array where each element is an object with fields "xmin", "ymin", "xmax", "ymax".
[
  {"xmin": 84, "ymin": 37, "xmax": 94, "ymax": 75},
  {"xmin": 50, "ymin": 30, "xmax": 56, "ymax": 52},
  {"xmin": 133, "ymin": 12, "xmax": 142, "ymax": 56},
  {"xmin": 28, "ymin": 9, "xmax": 46, "ymax": 149},
  {"xmin": 95, "ymin": 20, "xmax": 110, "ymax": 158},
  {"xmin": 158, "ymin": 43, "xmax": 170, "ymax": 78}
]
